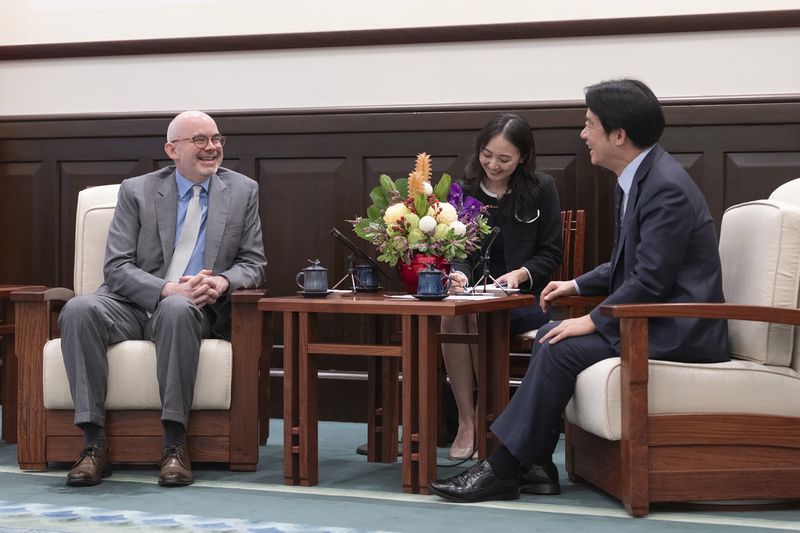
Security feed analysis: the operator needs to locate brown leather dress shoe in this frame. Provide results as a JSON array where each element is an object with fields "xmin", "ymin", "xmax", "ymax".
[
  {"xmin": 66, "ymin": 445, "xmax": 111, "ymax": 486},
  {"xmin": 159, "ymin": 444, "xmax": 193, "ymax": 487}
]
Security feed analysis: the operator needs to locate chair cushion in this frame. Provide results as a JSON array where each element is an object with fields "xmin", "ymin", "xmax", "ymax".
[
  {"xmin": 515, "ymin": 329, "xmax": 539, "ymax": 340},
  {"xmin": 43, "ymin": 339, "xmax": 232, "ymax": 410},
  {"xmin": 720, "ymin": 200, "xmax": 800, "ymax": 367},
  {"xmin": 565, "ymin": 357, "xmax": 800, "ymax": 441}
]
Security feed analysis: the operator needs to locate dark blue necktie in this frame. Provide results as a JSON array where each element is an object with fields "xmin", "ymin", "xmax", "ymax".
[
  {"xmin": 610, "ymin": 184, "xmax": 625, "ymax": 292},
  {"xmin": 613, "ymin": 184, "xmax": 624, "ymax": 251}
]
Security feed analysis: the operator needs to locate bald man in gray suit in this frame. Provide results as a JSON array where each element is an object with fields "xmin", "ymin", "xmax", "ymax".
[{"xmin": 59, "ymin": 111, "xmax": 267, "ymax": 487}]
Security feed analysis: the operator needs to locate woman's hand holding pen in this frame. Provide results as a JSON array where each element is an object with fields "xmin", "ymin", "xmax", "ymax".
[{"xmin": 448, "ymin": 271, "xmax": 469, "ymax": 293}]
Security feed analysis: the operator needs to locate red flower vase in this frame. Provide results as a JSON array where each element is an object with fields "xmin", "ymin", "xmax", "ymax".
[{"xmin": 397, "ymin": 254, "xmax": 451, "ymax": 294}]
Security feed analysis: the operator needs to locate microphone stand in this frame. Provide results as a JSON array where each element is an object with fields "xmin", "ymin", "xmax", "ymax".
[
  {"xmin": 332, "ymin": 252, "xmax": 359, "ymax": 294},
  {"xmin": 329, "ymin": 227, "xmax": 389, "ymax": 294},
  {"xmin": 472, "ymin": 227, "xmax": 508, "ymax": 295}
]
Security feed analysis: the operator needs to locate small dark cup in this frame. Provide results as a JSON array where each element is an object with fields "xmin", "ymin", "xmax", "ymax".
[
  {"xmin": 296, "ymin": 260, "xmax": 328, "ymax": 293},
  {"xmin": 417, "ymin": 267, "xmax": 452, "ymax": 296},
  {"xmin": 355, "ymin": 264, "xmax": 379, "ymax": 291}
]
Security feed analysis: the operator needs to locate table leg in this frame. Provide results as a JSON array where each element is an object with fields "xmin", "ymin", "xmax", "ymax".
[
  {"xmin": 485, "ymin": 310, "xmax": 510, "ymax": 455},
  {"xmin": 258, "ymin": 312, "xmax": 273, "ymax": 445},
  {"xmin": 474, "ymin": 312, "xmax": 488, "ymax": 459},
  {"xmin": 1, "ymin": 299, "xmax": 17, "ymax": 444},
  {"xmin": 298, "ymin": 312, "xmax": 319, "ymax": 486},
  {"xmin": 367, "ymin": 356, "xmax": 399, "ymax": 463},
  {"xmin": 283, "ymin": 311, "xmax": 300, "ymax": 485},
  {"xmin": 401, "ymin": 315, "xmax": 418, "ymax": 493},
  {"xmin": 1, "ymin": 334, "xmax": 16, "ymax": 444},
  {"xmin": 416, "ymin": 315, "xmax": 439, "ymax": 494}
]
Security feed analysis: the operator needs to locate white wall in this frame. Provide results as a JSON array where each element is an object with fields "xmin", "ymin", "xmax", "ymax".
[
  {"xmin": 1, "ymin": 28, "xmax": 798, "ymax": 117},
  {"xmin": 1, "ymin": 1, "xmax": 799, "ymax": 117},
  {"xmin": 2, "ymin": 0, "xmax": 797, "ymax": 45}
]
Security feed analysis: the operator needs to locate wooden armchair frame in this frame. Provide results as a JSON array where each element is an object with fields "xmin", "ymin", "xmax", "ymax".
[
  {"xmin": 565, "ymin": 302, "xmax": 800, "ymax": 517},
  {"xmin": 13, "ymin": 286, "xmax": 270, "ymax": 471},
  {"xmin": 510, "ymin": 209, "xmax": 587, "ymax": 354}
]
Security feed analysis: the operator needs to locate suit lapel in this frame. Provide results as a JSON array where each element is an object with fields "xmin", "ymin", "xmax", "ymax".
[
  {"xmin": 610, "ymin": 145, "xmax": 661, "ymax": 275},
  {"xmin": 204, "ymin": 172, "xmax": 231, "ymax": 269},
  {"xmin": 155, "ymin": 170, "xmax": 178, "ymax": 271}
]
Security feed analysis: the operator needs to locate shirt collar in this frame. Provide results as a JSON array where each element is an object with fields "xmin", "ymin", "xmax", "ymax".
[
  {"xmin": 479, "ymin": 180, "xmax": 511, "ymax": 198},
  {"xmin": 617, "ymin": 145, "xmax": 654, "ymax": 195},
  {"xmin": 174, "ymin": 169, "xmax": 210, "ymax": 198}
]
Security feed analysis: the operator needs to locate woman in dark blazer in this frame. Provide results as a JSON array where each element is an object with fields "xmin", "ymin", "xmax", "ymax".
[{"xmin": 443, "ymin": 113, "xmax": 563, "ymax": 460}]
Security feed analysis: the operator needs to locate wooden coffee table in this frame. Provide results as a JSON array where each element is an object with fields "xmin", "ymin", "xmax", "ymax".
[{"xmin": 258, "ymin": 291, "xmax": 534, "ymax": 494}]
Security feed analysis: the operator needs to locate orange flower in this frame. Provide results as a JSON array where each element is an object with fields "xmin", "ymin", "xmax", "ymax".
[
  {"xmin": 415, "ymin": 152, "xmax": 432, "ymax": 181},
  {"xmin": 408, "ymin": 152, "xmax": 432, "ymax": 196}
]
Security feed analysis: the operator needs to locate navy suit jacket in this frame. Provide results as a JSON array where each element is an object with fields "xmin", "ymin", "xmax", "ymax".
[{"xmin": 576, "ymin": 145, "xmax": 728, "ymax": 362}]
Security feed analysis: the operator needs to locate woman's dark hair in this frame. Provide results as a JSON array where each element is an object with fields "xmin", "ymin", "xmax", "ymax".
[
  {"xmin": 584, "ymin": 79, "xmax": 665, "ymax": 148},
  {"xmin": 463, "ymin": 113, "xmax": 540, "ymax": 218}
]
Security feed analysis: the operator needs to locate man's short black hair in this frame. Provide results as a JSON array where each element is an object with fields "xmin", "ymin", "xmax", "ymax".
[{"xmin": 584, "ymin": 79, "xmax": 665, "ymax": 148}]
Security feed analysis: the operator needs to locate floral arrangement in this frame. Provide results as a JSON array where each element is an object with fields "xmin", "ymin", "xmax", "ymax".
[{"xmin": 352, "ymin": 153, "xmax": 491, "ymax": 266}]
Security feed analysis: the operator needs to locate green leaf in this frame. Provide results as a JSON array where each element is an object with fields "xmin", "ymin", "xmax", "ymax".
[
  {"xmin": 379, "ymin": 174, "xmax": 397, "ymax": 195},
  {"xmin": 353, "ymin": 219, "xmax": 370, "ymax": 239},
  {"xmin": 395, "ymin": 178, "xmax": 409, "ymax": 199},
  {"xmin": 369, "ymin": 186, "xmax": 388, "ymax": 209},
  {"xmin": 433, "ymin": 173, "xmax": 451, "ymax": 201},
  {"xmin": 414, "ymin": 193, "xmax": 428, "ymax": 219},
  {"xmin": 367, "ymin": 205, "xmax": 382, "ymax": 219}
]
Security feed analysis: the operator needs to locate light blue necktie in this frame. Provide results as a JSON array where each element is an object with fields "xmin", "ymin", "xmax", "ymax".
[{"xmin": 164, "ymin": 185, "xmax": 202, "ymax": 282}]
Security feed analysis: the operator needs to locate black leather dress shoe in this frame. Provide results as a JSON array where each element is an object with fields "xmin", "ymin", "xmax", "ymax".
[
  {"xmin": 429, "ymin": 459, "xmax": 519, "ymax": 503},
  {"xmin": 66, "ymin": 445, "xmax": 111, "ymax": 486},
  {"xmin": 159, "ymin": 445, "xmax": 193, "ymax": 487},
  {"xmin": 519, "ymin": 461, "xmax": 560, "ymax": 495}
]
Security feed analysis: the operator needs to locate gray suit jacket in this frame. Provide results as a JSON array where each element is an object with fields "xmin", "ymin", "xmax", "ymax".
[
  {"xmin": 98, "ymin": 166, "xmax": 267, "ymax": 337},
  {"xmin": 576, "ymin": 145, "xmax": 728, "ymax": 362}
]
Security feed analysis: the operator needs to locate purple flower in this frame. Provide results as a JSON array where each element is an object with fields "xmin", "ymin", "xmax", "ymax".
[
  {"xmin": 460, "ymin": 196, "xmax": 482, "ymax": 222},
  {"xmin": 447, "ymin": 183, "xmax": 463, "ymax": 209}
]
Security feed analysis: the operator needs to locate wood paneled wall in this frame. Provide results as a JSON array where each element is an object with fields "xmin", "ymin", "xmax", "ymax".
[
  {"xmin": 2, "ymin": 99, "xmax": 799, "ymax": 294},
  {"xmin": 2, "ymin": 99, "xmax": 799, "ymax": 421}
]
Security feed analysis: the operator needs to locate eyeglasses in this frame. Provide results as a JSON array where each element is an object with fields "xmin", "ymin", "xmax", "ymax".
[{"xmin": 170, "ymin": 134, "xmax": 226, "ymax": 148}]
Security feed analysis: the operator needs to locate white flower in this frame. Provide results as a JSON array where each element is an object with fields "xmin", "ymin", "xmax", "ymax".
[
  {"xmin": 383, "ymin": 202, "xmax": 409, "ymax": 225},
  {"xmin": 418, "ymin": 215, "xmax": 437, "ymax": 234},
  {"xmin": 436, "ymin": 202, "xmax": 458, "ymax": 224},
  {"xmin": 423, "ymin": 182, "xmax": 433, "ymax": 196},
  {"xmin": 449, "ymin": 220, "xmax": 466, "ymax": 236}
]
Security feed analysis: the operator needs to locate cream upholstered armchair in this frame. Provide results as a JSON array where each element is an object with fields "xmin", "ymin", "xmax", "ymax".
[
  {"xmin": 770, "ymin": 177, "xmax": 800, "ymax": 204},
  {"xmin": 13, "ymin": 184, "xmax": 268, "ymax": 471},
  {"xmin": 564, "ymin": 180, "xmax": 800, "ymax": 516}
]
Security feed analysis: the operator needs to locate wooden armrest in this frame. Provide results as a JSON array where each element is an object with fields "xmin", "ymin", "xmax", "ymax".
[
  {"xmin": 10, "ymin": 287, "xmax": 74, "ymax": 303},
  {"xmin": 600, "ymin": 302, "xmax": 800, "ymax": 326},
  {"xmin": 597, "ymin": 302, "xmax": 800, "ymax": 428},
  {"xmin": 0, "ymin": 285, "xmax": 46, "ymax": 299},
  {"xmin": 231, "ymin": 288, "xmax": 268, "ymax": 304}
]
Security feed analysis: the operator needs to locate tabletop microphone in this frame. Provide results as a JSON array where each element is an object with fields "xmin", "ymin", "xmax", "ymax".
[{"xmin": 481, "ymin": 226, "xmax": 501, "ymax": 252}]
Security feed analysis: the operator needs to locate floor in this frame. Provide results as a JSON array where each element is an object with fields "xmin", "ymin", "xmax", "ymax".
[{"xmin": 0, "ymin": 414, "xmax": 798, "ymax": 532}]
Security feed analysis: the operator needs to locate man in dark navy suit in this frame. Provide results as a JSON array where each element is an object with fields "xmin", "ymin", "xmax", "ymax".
[{"xmin": 430, "ymin": 79, "xmax": 729, "ymax": 503}]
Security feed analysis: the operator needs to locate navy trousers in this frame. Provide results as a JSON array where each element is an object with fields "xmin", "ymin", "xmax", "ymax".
[{"xmin": 491, "ymin": 320, "xmax": 616, "ymax": 466}]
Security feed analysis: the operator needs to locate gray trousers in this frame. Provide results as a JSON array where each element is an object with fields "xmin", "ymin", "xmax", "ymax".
[{"xmin": 59, "ymin": 293, "xmax": 210, "ymax": 428}]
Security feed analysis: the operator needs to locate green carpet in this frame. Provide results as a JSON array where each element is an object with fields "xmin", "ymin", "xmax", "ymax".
[{"xmin": 0, "ymin": 416, "xmax": 798, "ymax": 532}]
